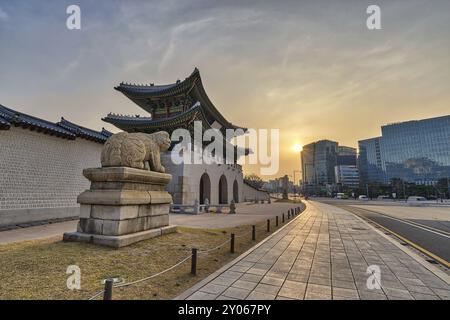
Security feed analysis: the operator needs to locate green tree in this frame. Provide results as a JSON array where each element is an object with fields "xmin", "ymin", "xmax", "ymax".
[
  {"xmin": 436, "ymin": 177, "xmax": 450, "ymax": 198},
  {"xmin": 244, "ymin": 174, "xmax": 264, "ymax": 189}
]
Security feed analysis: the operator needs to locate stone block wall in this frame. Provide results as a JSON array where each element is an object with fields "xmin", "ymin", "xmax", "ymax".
[
  {"xmin": 0, "ymin": 126, "xmax": 103, "ymax": 226},
  {"xmin": 242, "ymin": 182, "xmax": 270, "ymax": 202}
]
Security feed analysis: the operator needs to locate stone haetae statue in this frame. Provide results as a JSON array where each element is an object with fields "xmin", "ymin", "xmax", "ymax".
[
  {"xmin": 101, "ymin": 131, "xmax": 171, "ymax": 172},
  {"xmin": 64, "ymin": 129, "xmax": 175, "ymax": 248}
]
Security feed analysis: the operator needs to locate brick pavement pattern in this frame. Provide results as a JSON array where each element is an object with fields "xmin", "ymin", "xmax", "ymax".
[{"xmin": 180, "ymin": 201, "xmax": 450, "ymax": 300}]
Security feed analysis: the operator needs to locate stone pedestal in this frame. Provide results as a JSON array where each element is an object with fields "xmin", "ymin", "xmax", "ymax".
[{"xmin": 63, "ymin": 167, "xmax": 176, "ymax": 248}]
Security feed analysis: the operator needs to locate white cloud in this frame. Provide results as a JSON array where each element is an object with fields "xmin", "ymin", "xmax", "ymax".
[{"xmin": 0, "ymin": 7, "xmax": 8, "ymax": 21}]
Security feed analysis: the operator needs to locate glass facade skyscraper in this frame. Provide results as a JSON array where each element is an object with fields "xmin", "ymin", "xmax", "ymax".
[
  {"xmin": 358, "ymin": 115, "xmax": 450, "ymax": 185},
  {"xmin": 358, "ymin": 137, "xmax": 386, "ymax": 185},
  {"xmin": 381, "ymin": 115, "xmax": 450, "ymax": 184},
  {"xmin": 335, "ymin": 146, "xmax": 359, "ymax": 188},
  {"xmin": 301, "ymin": 140, "xmax": 338, "ymax": 186}
]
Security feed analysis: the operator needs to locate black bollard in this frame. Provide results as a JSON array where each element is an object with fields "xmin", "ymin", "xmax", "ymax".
[
  {"xmin": 252, "ymin": 225, "xmax": 256, "ymax": 241},
  {"xmin": 103, "ymin": 279, "xmax": 114, "ymax": 300},
  {"xmin": 191, "ymin": 248, "xmax": 198, "ymax": 275},
  {"xmin": 230, "ymin": 234, "xmax": 235, "ymax": 253}
]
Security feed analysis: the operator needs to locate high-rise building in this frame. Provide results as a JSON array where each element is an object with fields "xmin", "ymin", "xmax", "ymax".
[
  {"xmin": 337, "ymin": 146, "xmax": 357, "ymax": 165},
  {"xmin": 335, "ymin": 146, "xmax": 359, "ymax": 188},
  {"xmin": 301, "ymin": 140, "xmax": 338, "ymax": 187},
  {"xmin": 381, "ymin": 115, "xmax": 450, "ymax": 184},
  {"xmin": 335, "ymin": 165, "xmax": 359, "ymax": 188},
  {"xmin": 358, "ymin": 137, "xmax": 386, "ymax": 185},
  {"xmin": 358, "ymin": 115, "xmax": 450, "ymax": 185}
]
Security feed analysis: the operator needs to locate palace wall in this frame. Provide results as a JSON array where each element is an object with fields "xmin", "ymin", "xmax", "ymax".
[
  {"xmin": 0, "ymin": 126, "xmax": 102, "ymax": 227},
  {"xmin": 242, "ymin": 182, "xmax": 270, "ymax": 202},
  {"xmin": 0, "ymin": 128, "xmax": 269, "ymax": 227}
]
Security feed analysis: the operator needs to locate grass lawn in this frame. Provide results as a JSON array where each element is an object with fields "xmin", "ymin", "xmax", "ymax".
[{"xmin": 0, "ymin": 205, "xmax": 304, "ymax": 300}]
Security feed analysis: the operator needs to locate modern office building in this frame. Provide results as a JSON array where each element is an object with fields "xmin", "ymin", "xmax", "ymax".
[
  {"xmin": 335, "ymin": 165, "xmax": 359, "ymax": 188},
  {"xmin": 337, "ymin": 146, "xmax": 357, "ymax": 165},
  {"xmin": 335, "ymin": 146, "xmax": 359, "ymax": 188},
  {"xmin": 338, "ymin": 146, "xmax": 357, "ymax": 156},
  {"xmin": 301, "ymin": 140, "xmax": 360, "ymax": 192},
  {"xmin": 301, "ymin": 140, "xmax": 338, "ymax": 187},
  {"xmin": 358, "ymin": 137, "xmax": 386, "ymax": 185},
  {"xmin": 381, "ymin": 115, "xmax": 450, "ymax": 184},
  {"xmin": 358, "ymin": 115, "xmax": 450, "ymax": 185},
  {"xmin": 301, "ymin": 140, "xmax": 360, "ymax": 193},
  {"xmin": 301, "ymin": 142, "xmax": 316, "ymax": 187}
]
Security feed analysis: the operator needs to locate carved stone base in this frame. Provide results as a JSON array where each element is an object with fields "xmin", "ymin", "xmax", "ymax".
[
  {"xmin": 64, "ymin": 167, "xmax": 175, "ymax": 248},
  {"xmin": 63, "ymin": 226, "xmax": 176, "ymax": 248}
]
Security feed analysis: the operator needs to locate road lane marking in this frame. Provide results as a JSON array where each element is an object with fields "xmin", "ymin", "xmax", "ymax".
[
  {"xmin": 341, "ymin": 206, "xmax": 450, "ymax": 269},
  {"xmin": 347, "ymin": 205, "xmax": 450, "ymax": 238}
]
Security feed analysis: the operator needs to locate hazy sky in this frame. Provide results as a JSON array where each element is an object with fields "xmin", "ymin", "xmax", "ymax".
[{"xmin": 1, "ymin": 0, "xmax": 449, "ymax": 181}]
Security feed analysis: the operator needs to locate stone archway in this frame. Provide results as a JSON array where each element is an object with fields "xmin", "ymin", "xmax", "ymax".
[
  {"xmin": 233, "ymin": 180, "xmax": 239, "ymax": 203},
  {"xmin": 199, "ymin": 173, "xmax": 211, "ymax": 204},
  {"xmin": 218, "ymin": 175, "xmax": 228, "ymax": 204}
]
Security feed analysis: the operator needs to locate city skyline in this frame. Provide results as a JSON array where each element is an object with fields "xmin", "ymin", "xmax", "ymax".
[{"xmin": 1, "ymin": 0, "xmax": 450, "ymax": 179}]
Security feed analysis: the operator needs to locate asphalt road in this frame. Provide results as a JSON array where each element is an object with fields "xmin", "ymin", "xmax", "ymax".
[{"xmin": 324, "ymin": 202, "xmax": 450, "ymax": 266}]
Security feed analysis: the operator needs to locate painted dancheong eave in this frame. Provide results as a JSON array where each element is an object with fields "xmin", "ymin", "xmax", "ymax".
[{"xmin": 105, "ymin": 68, "xmax": 246, "ymax": 133}]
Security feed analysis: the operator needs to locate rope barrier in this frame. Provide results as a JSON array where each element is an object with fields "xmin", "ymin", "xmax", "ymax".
[
  {"xmin": 234, "ymin": 229, "xmax": 253, "ymax": 239},
  {"xmin": 87, "ymin": 254, "xmax": 191, "ymax": 300},
  {"xmin": 198, "ymin": 239, "xmax": 231, "ymax": 254},
  {"xmin": 87, "ymin": 207, "xmax": 304, "ymax": 300},
  {"xmin": 88, "ymin": 290, "xmax": 104, "ymax": 301}
]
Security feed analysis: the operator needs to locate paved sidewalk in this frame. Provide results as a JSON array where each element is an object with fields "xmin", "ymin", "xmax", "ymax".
[
  {"xmin": 178, "ymin": 201, "xmax": 450, "ymax": 300},
  {"xmin": 170, "ymin": 202, "xmax": 299, "ymax": 229},
  {"xmin": 0, "ymin": 220, "xmax": 78, "ymax": 245},
  {"xmin": 0, "ymin": 202, "xmax": 294, "ymax": 244}
]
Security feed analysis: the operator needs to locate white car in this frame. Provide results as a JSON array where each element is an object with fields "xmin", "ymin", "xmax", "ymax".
[
  {"xmin": 358, "ymin": 195, "xmax": 369, "ymax": 201},
  {"xmin": 407, "ymin": 196, "xmax": 427, "ymax": 202}
]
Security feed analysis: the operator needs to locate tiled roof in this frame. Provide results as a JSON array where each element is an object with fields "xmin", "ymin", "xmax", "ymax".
[
  {"xmin": 101, "ymin": 128, "xmax": 113, "ymax": 138},
  {"xmin": 114, "ymin": 68, "xmax": 197, "ymax": 97},
  {"xmin": 115, "ymin": 82, "xmax": 178, "ymax": 95},
  {"xmin": 0, "ymin": 104, "xmax": 111, "ymax": 143},
  {"xmin": 0, "ymin": 115, "xmax": 11, "ymax": 130},
  {"xmin": 57, "ymin": 118, "xmax": 111, "ymax": 143},
  {"xmin": 102, "ymin": 103, "xmax": 203, "ymax": 129},
  {"xmin": 0, "ymin": 104, "xmax": 75, "ymax": 138},
  {"xmin": 112, "ymin": 68, "xmax": 246, "ymax": 131}
]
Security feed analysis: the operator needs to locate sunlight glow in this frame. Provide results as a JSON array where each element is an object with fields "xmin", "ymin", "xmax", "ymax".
[{"xmin": 293, "ymin": 144, "xmax": 302, "ymax": 153}]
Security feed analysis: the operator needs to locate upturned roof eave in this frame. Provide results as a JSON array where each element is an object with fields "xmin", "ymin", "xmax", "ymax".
[
  {"xmin": 114, "ymin": 68, "xmax": 199, "ymax": 98},
  {"xmin": 114, "ymin": 68, "xmax": 245, "ymax": 131}
]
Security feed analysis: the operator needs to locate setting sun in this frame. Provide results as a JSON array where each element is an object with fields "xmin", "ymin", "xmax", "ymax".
[{"xmin": 293, "ymin": 144, "xmax": 303, "ymax": 153}]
